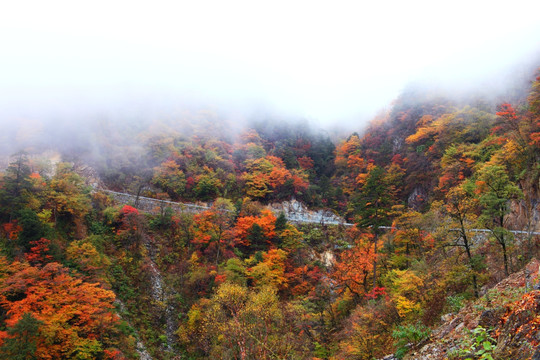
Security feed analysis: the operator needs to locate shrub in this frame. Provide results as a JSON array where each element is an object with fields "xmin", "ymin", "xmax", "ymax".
[{"xmin": 392, "ymin": 323, "xmax": 431, "ymax": 359}]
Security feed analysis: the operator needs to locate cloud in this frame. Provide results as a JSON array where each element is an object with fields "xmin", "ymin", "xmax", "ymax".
[{"xmin": 0, "ymin": 0, "xmax": 539, "ymax": 130}]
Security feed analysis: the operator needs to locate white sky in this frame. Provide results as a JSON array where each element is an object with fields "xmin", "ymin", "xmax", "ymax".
[{"xmin": 1, "ymin": 0, "xmax": 540, "ymax": 125}]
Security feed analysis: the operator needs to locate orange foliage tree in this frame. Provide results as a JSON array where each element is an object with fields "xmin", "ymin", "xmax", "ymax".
[
  {"xmin": 233, "ymin": 209, "xmax": 276, "ymax": 250},
  {"xmin": 242, "ymin": 156, "xmax": 308, "ymax": 200},
  {"xmin": 332, "ymin": 231, "xmax": 378, "ymax": 300},
  {"xmin": 0, "ymin": 258, "xmax": 123, "ymax": 359},
  {"xmin": 247, "ymin": 248, "xmax": 289, "ymax": 290},
  {"xmin": 191, "ymin": 199, "xmax": 235, "ymax": 264}
]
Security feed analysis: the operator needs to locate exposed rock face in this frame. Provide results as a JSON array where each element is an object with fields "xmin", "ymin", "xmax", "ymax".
[
  {"xmin": 317, "ymin": 250, "xmax": 336, "ymax": 267},
  {"xmin": 105, "ymin": 190, "xmax": 352, "ymax": 226},
  {"xmin": 478, "ymin": 308, "xmax": 505, "ymax": 329},
  {"xmin": 73, "ymin": 163, "xmax": 104, "ymax": 188},
  {"xmin": 407, "ymin": 186, "xmax": 427, "ymax": 210},
  {"xmin": 269, "ymin": 199, "xmax": 350, "ymax": 225},
  {"xmin": 508, "ymin": 199, "xmax": 540, "ymax": 233}
]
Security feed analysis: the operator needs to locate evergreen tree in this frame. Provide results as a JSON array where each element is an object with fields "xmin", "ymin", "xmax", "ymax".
[
  {"xmin": 476, "ymin": 164, "xmax": 522, "ymax": 275},
  {"xmin": 0, "ymin": 312, "xmax": 43, "ymax": 360},
  {"xmin": 353, "ymin": 166, "xmax": 396, "ymax": 289},
  {"xmin": 0, "ymin": 153, "xmax": 32, "ymax": 222},
  {"xmin": 16, "ymin": 209, "xmax": 46, "ymax": 251}
]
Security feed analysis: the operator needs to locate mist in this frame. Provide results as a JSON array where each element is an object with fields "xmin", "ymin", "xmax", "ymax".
[{"xmin": 1, "ymin": 0, "xmax": 540, "ymax": 156}]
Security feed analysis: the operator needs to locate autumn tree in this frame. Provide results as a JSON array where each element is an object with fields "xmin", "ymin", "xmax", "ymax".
[
  {"xmin": 436, "ymin": 144, "xmax": 476, "ymax": 195},
  {"xmin": 439, "ymin": 183, "xmax": 481, "ymax": 297},
  {"xmin": 152, "ymin": 159, "xmax": 187, "ymax": 200},
  {"xmin": 334, "ymin": 134, "xmax": 364, "ymax": 196},
  {"xmin": 178, "ymin": 282, "xmax": 310, "ymax": 359},
  {"xmin": 24, "ymin": 238, "xmax": 53, "ymax": 267},
  {"xmin": 247, "ymin": 248, "xmax": 288, "ymax": 290},
  {"xmin": 66, "ymin": 239, "xmax": 111, "ymax": 284},
  {"xmin": 191, "ymin": 198, "xmax": 235, "ymax": 265},
  {"xmin": 493, "ymin": 93, "xmax": 540, "ymax": 236},
  {"xmin": 335, "ymin": 297, "xmax": 396, "ymax": 360},
  {"xmin": 390, "ymin": 210, "xmax": 433, "ymax": 269},
  {"xmin": 0, "ymin": 259, "xmax": 123, "ymax": 359},
  {"xmin": 115, "ymin": 205, "xmax": 145, "ymax": 250},
  {"xmin": 285, "ymin": 263, "xmax": 322, "ymax": 297},
  {"xmin": 46, "ymin": 163, "xmax": 91, "ymax": 236},
  {"xmin": 242, "ymin": 156, "xmax": 308, "ymax": 201},
  {"xmin": 352, "ymin": 165, "xmax": 399, "ymax": 289},
  {"xmin": 332, "ymin": 232, "xmax": 377, "ymax": 300},
  {"xmin": 193, "ymin": 169, "xmax": 223, "ymax": 201},
  {"xmin": 233, "ymin": 209, "xmax": 277, "ymax": 253},
  {"xmin": 385, "ymin": 268, "xmax": 426, "ymax": 321},
  {"xmin": 528, "ymin": 71, "xmax": 540, "ymax": 148}
]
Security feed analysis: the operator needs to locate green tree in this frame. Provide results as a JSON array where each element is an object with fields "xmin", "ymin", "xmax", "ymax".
[
  {"xmin": 353, "ymin": 165, "xmax": 398, "ymax": 289},
  {"xmin": 0, "ymin": 312, "xmax": 44, "ymax": 360},
  {"xmin": 47, "ymin": 163, "xmax": 91, "ymax": 231},
  {"xmin": 442, "ymin": 183, "xmax": 481, "ymax": 297},
  {"xmin": 274, "ymin": 212, "xmax": 287, "ymax": 233},
  {"xmin": 194, "ymin": 172, "xmax": 222, "ymax": 201},
  {"xmin": 16, "ymin": 209, "xmax": 46, "ymax": 252},
  {"xmin": 476, "ymin": 164, "xmax": 522, "ymax": 276},
  {"xmin": 151, "ymin": 159, "xmax": 186, "ymax": 200},
  {"xmin": 0, "ymin": 153, "xmax": 32, "ymax": 221}
]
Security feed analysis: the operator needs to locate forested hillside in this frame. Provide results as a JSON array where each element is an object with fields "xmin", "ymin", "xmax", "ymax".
[{"xmin": 0, "ymin": 68, "xmax": 539, "ymax": 359}]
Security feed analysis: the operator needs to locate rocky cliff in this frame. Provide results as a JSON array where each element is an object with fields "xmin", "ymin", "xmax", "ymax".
[{"xmin": 409, "ymin": 259, "xmax": 540, "ymax": 360}]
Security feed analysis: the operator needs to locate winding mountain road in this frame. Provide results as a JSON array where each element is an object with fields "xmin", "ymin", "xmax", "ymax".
[{"xmin": 102, "ymin": 189, "xmax": 540, "ymax": 236}]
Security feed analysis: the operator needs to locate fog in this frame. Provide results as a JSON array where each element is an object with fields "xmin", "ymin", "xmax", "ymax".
[{"xmin": 1, "ymin": 0, "xmax": 540, "ymax": 152}]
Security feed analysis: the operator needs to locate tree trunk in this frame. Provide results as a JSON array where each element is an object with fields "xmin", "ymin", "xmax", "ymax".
[
  {"xmin": 460, "ymin": 219, "xmax": 478, "ymax": 298},
  {"xmin": 372, "ymin": 233, "xmax": 378, "ymax": 291},
  {"xmin": 501, "ymin": 238, "xmax": 509, "ymax": 276}
]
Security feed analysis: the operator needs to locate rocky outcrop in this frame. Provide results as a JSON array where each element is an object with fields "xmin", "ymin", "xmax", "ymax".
[
  {"xmin": 410, "ymin": 259, "xmax": 540, "ymax": 360},
  {"xmin": 143, "ymin": 235, "xmax": 176, "ymax": 353},
  {"xmin": 508, "ymin": 198, "xmax": 540, "ymax": 234},
  {"xmin": 407, "ymin": 186, "xmax": 428, "ymax": 210},
  {"xmin": 493, "ymin": 290, "xmax": 540, "ymax": 359},
  {"xmin": 269, "ymin": 198, "xmax": 352, "ymax": 226}
]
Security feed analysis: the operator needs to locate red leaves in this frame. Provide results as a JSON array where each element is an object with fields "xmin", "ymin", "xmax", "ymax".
[
  {"xmin": 285, "ymin": 264, "xmax": 322, "ymax": 297},
  {"xmin": 24, "ymin": 238, "xmax": 53, "ymax": 267},
  {"xmin": 496, "ymin": 103, "xmax": 518, "ymax": 120},
  {"xmin": 214, "ymin": 273, "xmax": 227, "ymax": 285},
  {"xmin": 191, "ymin": 204, "xmax": 236, "ymax": 263},
  {"xmin": 391, "ymin": 154, "xmax": 404, "ymax": 166},
  {"xmin": 530, "ymin": 131, "xmax": 540, "ymax": 146},
  {"xmin": 365, "ymin": 286, "xmax": 387, "ymax": 300},
  {"xmin": 104, "ymin": 349, "xmax": 125, "ymax": 360},
  {"xmin": 2, "ymin": 222, "xmax": 22, "ymax": 240},
  {"xmin": 121, "ymin": 205, "xmax": 139, "ymax": 215},
  {"xmin": 297, "ymin": 156, "xmax": 314, "ymax": 169}
]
